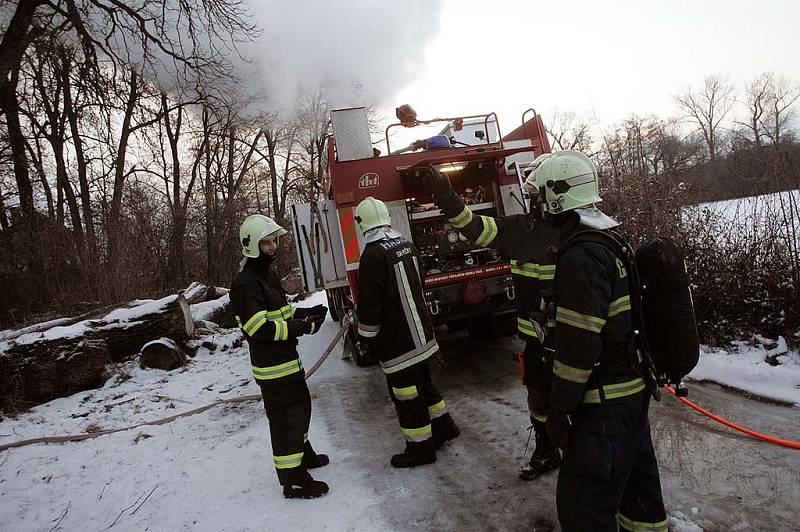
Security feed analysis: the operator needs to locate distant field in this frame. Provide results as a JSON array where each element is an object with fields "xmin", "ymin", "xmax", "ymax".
[{"xmin": 684, "ymin": 189, "xmax": 800, "ymax": 245}]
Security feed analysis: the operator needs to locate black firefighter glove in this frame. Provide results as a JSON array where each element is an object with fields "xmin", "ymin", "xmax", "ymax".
[
  {"xmin": 295, "ymin": 304, "xmax": 327, "ymax": 320},
  {"xmin": 357, "ymin": 335, "xmax": 376, "ymax": 363},
  {"xmin": 305, "ymin": 312, "xmax": 325, "ymax": 334},
  {"xmin": 287, "ymin": 317, "xmax": 323, "ymax": 337},
  {"xmin": 420, "ymin": 166, "xmax": 463, "ymax": 214},
  {"xmin": 307, "ymin": 304, "xmax": 328, "ymax": 319},
  {"xmin": 545, "ymin": 412, "xmax": 572, "ymax": 452}
]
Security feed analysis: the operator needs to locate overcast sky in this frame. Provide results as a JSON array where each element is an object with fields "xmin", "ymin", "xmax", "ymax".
[
  {"xmin": 247, "ymin": 0, "xmax": 799, "ymax": 142},
  {"xmin": 394, "ymin": 0, "xmax": 800, "ymax": 135}
]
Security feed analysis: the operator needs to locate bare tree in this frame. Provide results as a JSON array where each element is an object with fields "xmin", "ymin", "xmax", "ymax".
[
  {"xmin": 0, "ymin": 0, "xmax": 255, "ymax": 226},
  {"xmin": 296, "ymin": 90, "xmax": 331, "ymax": 198},
  {"xmin": 546, "ymin": 109, "xmax": 593, "ymax": 152},
  {"xmin": 675, "ymin": 74, "xmax": 736, "ymax": 160},
  {"xmin": 763, "ymin": 74, "xmax": 800, "ymax": 146},
  {"xmin": 737, "ymin": 72, "xmax": 772, "ymax": 148}
]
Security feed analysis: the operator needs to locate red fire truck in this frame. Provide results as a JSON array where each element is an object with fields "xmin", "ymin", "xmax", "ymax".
[{"xmin": 290, "ymin": 106, "xmax": 550, "ymax": 362}]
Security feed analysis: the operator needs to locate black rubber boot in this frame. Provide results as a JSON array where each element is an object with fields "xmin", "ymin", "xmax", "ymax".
[
  {"xmin": 390, "ymin": 442, "xmax": 436, "ymax": 468},
  {"xmin": 432, "ymin": 414, "xmax": 461, "ymax": 449},
  {"xmin": 301, "ymin": 442, "xmax": 330, "ymax": 469},
  {"xmin": 303, "ymin": 454, "xmax": 329, "ymax": 469},
  {"xmin": 283, "ymin": 477, "xmax": 330, "ymax": 499},
  {"xmin": 519, "ymin": 420, "xmax": 561, "ymax": 481}
]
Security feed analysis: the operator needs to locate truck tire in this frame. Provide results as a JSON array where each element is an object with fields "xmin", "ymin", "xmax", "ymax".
[
  {"xmin": 328, "ymin": 299, "xmax": 341, "ymax": 322},
  {"xmin": 326, "ymin": 287, "xmax": 350, "ymax": 323}
]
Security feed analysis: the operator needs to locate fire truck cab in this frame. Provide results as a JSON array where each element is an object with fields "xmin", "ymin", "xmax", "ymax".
[{"xmin": 290, "ymin": 106, "xmax": 550, "ymax": 356}]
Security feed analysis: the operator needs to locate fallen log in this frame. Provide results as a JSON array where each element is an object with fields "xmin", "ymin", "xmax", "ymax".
[
  {"xmin": 140, "ymin": 338, "xmax": 187, "ymax": 370},
  {"xmin": 188, "ymin": 285, "xmax": 232, "ymax": 328},
  {"xmin": 0, "ymin": 292, "xmax": 194, "ymax": 412}
]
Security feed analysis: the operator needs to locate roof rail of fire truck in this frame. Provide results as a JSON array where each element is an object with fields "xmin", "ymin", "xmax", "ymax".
[
  {"xmin": 519, "ymin": 108, "xmax": 543, "ymax": 145},
  {"xmin": 384, "ymin": 112, "xmax": 502, "ymax": 155}
]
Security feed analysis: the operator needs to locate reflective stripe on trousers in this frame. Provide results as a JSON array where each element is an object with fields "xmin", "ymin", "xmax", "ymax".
[
  {"xmin": 273, "ymin": 451, "xmax": 304, "ymax": 469},
  {"xmin": 401, "ymin": 423, "xmax": 433, "ymax": 443},
  {"xmin": 251, "ymin": 358, "xmax": 303, "ymax": 380},
  {"xmin": 618, "ymin": 513, "xmax": 669, "ymax": 532}
]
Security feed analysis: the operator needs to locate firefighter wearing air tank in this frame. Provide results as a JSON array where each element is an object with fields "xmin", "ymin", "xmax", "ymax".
[
  {"xmin": 426, "ymin": 151, "xmax": 668, "ymax": 531},
  {"xmin": 230, "ymin": 214, "xmax": 331, "ymax": 499},
  {"xmin": 422, "ymin": 154, "xmax": 566, "ymax": 480},
  {"xmin": 354, "ymin": 197, "xmax": 461, "ymax": 468}
]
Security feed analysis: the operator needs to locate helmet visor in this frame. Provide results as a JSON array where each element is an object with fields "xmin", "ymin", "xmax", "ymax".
[{"xmin": 550, "ymin": 172, "xmax": 596, "ymax": 194}]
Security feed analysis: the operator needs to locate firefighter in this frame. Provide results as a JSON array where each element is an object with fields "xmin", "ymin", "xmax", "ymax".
[
  {"xmin": 354, "ymin": 197, "xmax": 460, "ymax": 467},
  {"xmin": 539, "ymin": 152, "xmax": 667, "ymax": 531},
  {"xmin": 421, "ymin": 154, "xmax": 563, "ymax": 480},
  {"xmin": 230, "ymin": 214, "xmax": 331, "ymax": 499},
  {"xmin": 428, "ymin": 151, "xmax": 668, "ymax": 530}
]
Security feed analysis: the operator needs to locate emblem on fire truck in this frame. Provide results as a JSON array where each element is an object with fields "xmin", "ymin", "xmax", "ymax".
[{"xmin": 358, "ymin": 172, "xmax": 380, "ymax": 189}]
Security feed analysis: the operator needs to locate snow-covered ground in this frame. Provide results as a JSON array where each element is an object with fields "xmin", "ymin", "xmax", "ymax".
[
  {"xmin": 683, "ymin": 189, "xmax": 800, "ymax": 249},
  {"xmin": 1, "ymin": 291, "xmax": 798, "ymax": 531},
  {"xmin": 690, "ymin": 336, "xmax": 800, "ymax": 406}
]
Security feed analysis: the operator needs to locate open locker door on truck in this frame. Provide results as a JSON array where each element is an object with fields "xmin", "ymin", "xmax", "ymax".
[{"xmin": 290, "ymin": 200, "xmax": 348, "ymax": 292}]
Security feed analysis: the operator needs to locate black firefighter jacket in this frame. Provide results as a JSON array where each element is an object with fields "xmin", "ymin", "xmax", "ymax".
[
  {"xmin": 230, "ymin": 257, "xmax": 318, "ymax": 383},
  {"xmin": 550, "ymin": 238, "xmax": 645, "ymax": 415},
  {"xmin": 356, "ymin": 235, "xmax": 439, "ymax": 374}
]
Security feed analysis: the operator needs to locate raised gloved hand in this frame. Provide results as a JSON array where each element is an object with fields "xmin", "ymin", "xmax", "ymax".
[
  {"xmin": 421, "ymin": 166, "xmax": 465, "ymax": 217},
  {"xmin": 420, "ymin": 166, "xmax": 452, "ymax": 198},
  {"xmin": 545, "ymin": 412, "xmax": 572, "ymax": 451}
]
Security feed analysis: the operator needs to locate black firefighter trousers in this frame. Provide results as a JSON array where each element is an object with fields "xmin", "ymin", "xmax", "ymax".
[
  {"xmin": 386, "ymin": 362, "xmax": 449, "ymax": 455},
  {"xmin": 258, "ymin": 377, "xmax": 320, "ymax": 486},
  {"xmin": 523, "ymin": 340, "xmax": 553, "ymax": 423},
  {"xmin": 557, "ymin": 393, "xmax": 668, "ymax": 532}
]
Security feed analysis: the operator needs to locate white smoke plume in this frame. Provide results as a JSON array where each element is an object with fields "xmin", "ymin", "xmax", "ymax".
[{"xmin": 238, "ymin": 0, "xmax": 444, "ymax": 113}]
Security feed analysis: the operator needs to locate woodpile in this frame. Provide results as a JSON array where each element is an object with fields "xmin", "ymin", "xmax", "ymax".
[{"xmin": 0, "ymin": 282, "xmax": 230, "ymax": 413}]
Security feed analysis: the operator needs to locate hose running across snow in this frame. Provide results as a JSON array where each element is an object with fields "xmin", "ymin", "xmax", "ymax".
[{"xmin": 664, "ymin": 385, "xmax": 800, "ymax": 450}]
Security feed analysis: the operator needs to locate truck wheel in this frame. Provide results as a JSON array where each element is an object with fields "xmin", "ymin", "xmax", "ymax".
[
  {"xmin": 326, "ymin": 287, "xmax": 349, "ymax": 323},
  {"xmin": 329, "ymin": 302, "xmax": 341, "ymax": 322}
]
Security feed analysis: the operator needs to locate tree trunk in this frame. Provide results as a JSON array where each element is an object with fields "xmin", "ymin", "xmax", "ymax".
[
  {"xmin": 0, "ymin": 0, "xmax": 44, "ymax": 84},
  {"xmin": 140, "ymin": 338, "xmax": 187, "ymax": 370},
  {"xmin": 107, "ymin": 70, "xmax": 138, "ymax": 281},
  {"xmin": 61, "ymin": 50, "xmax": 96, "ymax": 252},
  {"xmin": 164, "ymin": 93, "xmax": 185, "ymax": 288},
  {"xmin": 0, "ymin": 68, "xmax": 34, "ymax": 220}
]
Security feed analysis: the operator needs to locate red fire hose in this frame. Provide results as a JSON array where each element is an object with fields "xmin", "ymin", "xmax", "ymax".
[{"xmin": 664, "ymin": 385, "xmax": 800, "ymax": 450}]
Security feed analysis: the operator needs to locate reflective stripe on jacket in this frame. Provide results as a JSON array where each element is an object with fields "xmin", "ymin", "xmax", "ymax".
[{"xmin": 230, "ymin": 258, "xmax": 318, "ymax": 382}]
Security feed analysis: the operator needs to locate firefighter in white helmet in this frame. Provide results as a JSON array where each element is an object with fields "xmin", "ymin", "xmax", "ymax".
[
  {"xmin": 354, "ymin": 197, "xmax": 460, "ymax": 467},
  {"xmin": 229, "ymin": 214, "xmax": 331, "ymax": 499},
  {"xmin": 424, "ymin": 151, "xmax": 667, "ymax": 531},
  {"xmin": 424, "ymin": 152, "xmax": 564, "ymax": 481}
]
